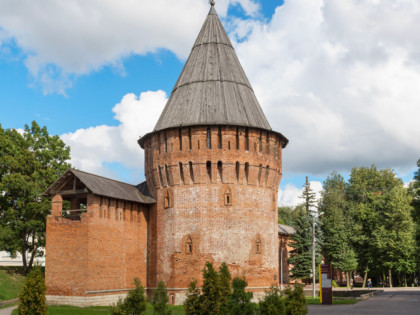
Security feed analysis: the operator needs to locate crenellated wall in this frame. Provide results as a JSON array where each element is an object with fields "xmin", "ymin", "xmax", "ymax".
[
  {"xmin": 143, "ymin": 125, "xmax": 284, "ymax": 303},
  {"xmin": 46, "ymin": 194, "xmax": 148, "ymax": 305}
]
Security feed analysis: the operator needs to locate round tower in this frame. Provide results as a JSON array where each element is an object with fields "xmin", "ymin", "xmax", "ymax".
[{"xmin": 139, "ymin": 3, "xmax": 288, "ymax": 303}]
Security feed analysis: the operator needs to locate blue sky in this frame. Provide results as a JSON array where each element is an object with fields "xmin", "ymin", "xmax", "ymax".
[{"xmin": 1, "ymin": 0, "xmax": 419, "ymax": 206}]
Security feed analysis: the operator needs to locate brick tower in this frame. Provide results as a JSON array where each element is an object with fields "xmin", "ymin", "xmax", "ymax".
[{"xmin": 139, "ymin": 2, "xmax": 288, "ymax": 303}]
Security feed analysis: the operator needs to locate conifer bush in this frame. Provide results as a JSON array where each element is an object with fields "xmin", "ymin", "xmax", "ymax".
[
  {"xmin": 184, "ymin": 279, "xmax": 202, "ymax": 315},
  {"xmin": 18, "ymin": 266, "xmax": 47, "ymax": 315},
  {"xmin": 227, "ymin": 277, "xmax": 255, "ymax": 315},
  {"xmin": 152, "ymin": 281, "xmax": 171, "ymax": 315},
  {"xmin": 259, "ymin": 285, "xmax": 285, "ymax": 315},
  {"xmin": 284, "ymin": 284, "xmax": 307, "ymax": 315},
  {"xmin": 110, "ymin": 278, "xmax": 146, "ymax": 315}
]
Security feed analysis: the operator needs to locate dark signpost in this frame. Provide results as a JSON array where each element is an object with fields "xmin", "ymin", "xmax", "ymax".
[{"xmin": 319, "ymin": 264, "xmax": 333, "ymax": 304}]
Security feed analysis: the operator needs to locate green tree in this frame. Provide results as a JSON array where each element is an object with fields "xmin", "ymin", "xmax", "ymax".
[
  {"xmin": 412, "ymin": 159, "xmax": 420, "ymax": 281},
  {"xmin": 111, "ymin": 278, "xmax": 146, "ymax": 315},
  {"xmin": 201, "ymin": 262, "xmax": 223, "ymax": 314},
  {"xmin": 184, "ymin": 279, "xmax": 201, "ymax": 315},
  {"xmin": 259, "ymin": 285, "xmax": 285, "ymax": 315},
  {"xmin": 218, "ymin": 262, "xmax": 231, "ymax": 313},
  {"xmin": 348, "ymin": 165, "xmax": 407, "ymax": 287},
  {"xmin": 320, "ymin": 171, "xmax": 357, "ymax": 287},
  {"xmin": 226, "ymin": 277, "xmax": 255, "ymax": 315},
  {"xmin": 18, "ymin": 266, "xmax": 47, "ymax": 315},
  {"xmin": 0, "ymin": 122, "xmax": 70, "ymax": 274},
  {"xmin": 289, "ymin": 178, "xmax": 322, "ymax": 281},
  {"xmin": 152, "ymin": 281, "xmax": 171, "ymax": 315},
  {"xmin": 373, "ymin": 185, "xmax": 416, "ymax": 287},
  {"xmin": 284, "ymin": 285, "xmax": 307, "ymax": 315}
]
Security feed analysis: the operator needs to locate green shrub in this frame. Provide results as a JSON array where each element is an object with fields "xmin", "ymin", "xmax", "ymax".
[
  {"xmin": 200, "ymin": 262, "xmax": 223, "ymax": 314},
  {"xmin": 152, "ymin": 281, "xmax": 171, "ymax": 315},
  {"xmin": 110, "ymin": 278, "xmax": 146, "ymax": 315},
  {"xmin": 218, "ymin": 262, "xmax": 231, "ymax": 313},
  {"xmin": 17, "ymin": 266, "xmax": 47, "ymax": 315},
  {"xmin": 227, "ymin": 277, "xmax": 255, "ymax": 315},
  {"xmin": 284, "ymin": 285, "xmax": 307, "ymax": 315},
  {"xmin": 184, "ymin": 279, "xmax": 201, "ymax": 315},
  {"xmin": 332, "ymin": 280, "xmax": 338, "ymax": 288},
  {"xmin": 259, "ymin": 285, "xmax": 285, "ymax": 315}
]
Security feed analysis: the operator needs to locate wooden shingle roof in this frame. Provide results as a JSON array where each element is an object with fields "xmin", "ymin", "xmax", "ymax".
[
  {"xmin": 44, "ymin": 169, "xmax": 155, "ymax": 204},
  {"xmin": 153, "ymin": 5, "xmax": 272, "ymax": 132},
  {"xmin": 278, "ymin": 224, "xmax": 296, "ymax": 236}
]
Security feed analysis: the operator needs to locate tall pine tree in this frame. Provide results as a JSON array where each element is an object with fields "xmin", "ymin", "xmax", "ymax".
[{"xmin": 289, "ymin": 177, "xmax": 322, "ymax": 281}]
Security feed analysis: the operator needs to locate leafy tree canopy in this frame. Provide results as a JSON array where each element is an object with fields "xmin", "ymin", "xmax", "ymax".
[{"xmin": 0, "ymin": 121, "xmax": 71, "ymax": 273}]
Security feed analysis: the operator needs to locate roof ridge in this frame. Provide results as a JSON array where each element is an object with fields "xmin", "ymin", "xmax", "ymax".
[{"xmin": 71, "ymin": 168, "xmax": 136, "ymax": 187}]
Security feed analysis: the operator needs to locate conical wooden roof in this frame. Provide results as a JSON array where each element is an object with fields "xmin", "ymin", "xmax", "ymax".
[{"xmin": 153, "ymin": 5, "xmax": 272, "ymax": 132}]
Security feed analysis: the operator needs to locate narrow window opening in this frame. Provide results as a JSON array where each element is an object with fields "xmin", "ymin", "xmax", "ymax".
[
  {"xmin": 179, "ymin": 128, "xmax": 182, "ymax": 151},
  {"xmin": 188, "ymin": 128, "xmax": 192, "ymax": 150},
  {"xmin": 158, "ymin": 134, "xmax": 161, "ymax": 154},
  {"xmin": 198, "ymin": 140, "xmax": 200, "ymax": 150},
  {"xmin": 256, "ymin": 238, "xmax": 262, "ymax": 254},
  {"xmin": 159, "ymin": 166, "xmax": 164, "ymax": 187},
  {"xmin": 236, "ymin": 162, "xmax": 240, "ymax": 183},
  {"xmin": 259, "ymin": 133, "xmax": 263, "ymax": 152},
  {"xmin": 217, "ymin": 161, "xmax": 223, "ymax": 183},
  {"xmin": 164, "ymin": 191, "xmax": 171, "ymax": 209},
  {"xmin": 207, "ymin": 128, "xmax": 211, "ymax": 149},
  {"xmin": 266, "ymin": 132, "xmax": 270, "ymax": 154},
  {"xmin": 186, "ymin": 236, "xmax": 193, "ymax": 254},
  {"xmin": 165, "ymin": 164, "xmax": 171, "ymax": 186},
  {"xmin": 171, "ymin": 294, "xmax": 175, "ymax": 305},
  {"xmin": 245, "ymin": 162, "xmax": 249, "ymax": 183},
  {"xmin": 228, "ymin": 141, "xmax": 231, "ymax": 150},
  {"xmin": 206, "ymin": 161, "xmax": 212, "ymax": 182},
  {"xmin": 189, "ymin": 162, "xmax": 194, "ymax": 183},
  {"xmin": 236, "ymin": 128, "xmax": 239, "ymax": 150},
  {"xmin": 258, "ymin": 164, "xmax": 263, "ymax": 185},
  {"xmin": 99, "ymin": 197, "xmax": 103, "ymax": 218},
  {"xmin": 218, "ymin": 127, "xmax": 222, "ymax": 149},
  {"xmin": 265, "ymin": 165, "xmax": 270, "ymax": 186},
  {"xmin": 115, "ymin": 209, "xmax": 118, "ymax": 220},
  {"xmin": 245, "ymin": 128, "xmax": 249, "ymax": 151},
  {"xmin": 164, "ymin": 132, "xmax": 168, "ymax": 153},
  {"xmin": 224, "ymin": 188, "xmax": 232, "ymax": 206},
  {"xmin": 179, "ymin": 162, "xmax": 185, "ymax": 184}
]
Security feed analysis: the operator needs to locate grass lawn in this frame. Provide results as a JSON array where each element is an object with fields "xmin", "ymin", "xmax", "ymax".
[
  {"xmin": 306, "ymin": 297, "xmax": 358, "ymax": 305},
  {"xmin": 0, "ymin": 267, "xmax": 25, "ymax": 301},
  {"xmin": 11, "ymin": 303, "xmax": 186, "ymax": 314}
]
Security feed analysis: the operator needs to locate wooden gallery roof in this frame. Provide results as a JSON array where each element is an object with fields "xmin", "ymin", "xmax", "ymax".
[
  {"xmin": 44, "ymin": 169, "xmax": 155, "ymax": 204},
  {"xmin": 278, "ymin": 224, "xmax": 296, "ymax": 236}
]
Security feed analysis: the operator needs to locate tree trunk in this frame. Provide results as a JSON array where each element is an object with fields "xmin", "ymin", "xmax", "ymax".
[
  {"xmin": 362, "ymin": 264, "xmax": 368, "ymax": 288},
  {"xmin": 388, "ymin": 269, "xmax": 392, "ymax": 287},
  {"xmin": 382, "ymin": 271, "xmax": 385, "ymax": 288},
  {"xmin": 403, "ymin": 272, "xmax": 407, "ymax": 287},
  {"xmin": 22, "ymin": 247, "xmax": 28, "ymax": 275},
  {"xmin": 346, "ymin": 272, "xmax": 350, "ymax": 288}
]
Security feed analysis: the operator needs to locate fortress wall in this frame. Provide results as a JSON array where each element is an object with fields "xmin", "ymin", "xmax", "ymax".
[{"xmin": 46, "ymin": 193, "xmax": 148, "ymax": 301}]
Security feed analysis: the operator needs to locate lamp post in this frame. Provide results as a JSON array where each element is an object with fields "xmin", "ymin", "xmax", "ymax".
[
  {"xmin": 280, "ymin": 238, "xmax": 284, "ymax": 291},
  {"xmin": 312, "ymin": 214, "xmax": 316, "ymax": 298}
]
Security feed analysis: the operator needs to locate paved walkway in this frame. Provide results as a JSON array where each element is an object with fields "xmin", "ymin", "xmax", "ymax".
[
  {"xmin": 309, "ymin": 289, "xmax": 420, "ymax": 315},
  {"xmin": 0, "ymin": 306, "xmax": 16, "ymax": 315}
]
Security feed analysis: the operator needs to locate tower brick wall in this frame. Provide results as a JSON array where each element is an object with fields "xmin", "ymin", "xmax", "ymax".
[{"xmin": 143, "ymin": 125, "xmax": 284, "ymax": 299}]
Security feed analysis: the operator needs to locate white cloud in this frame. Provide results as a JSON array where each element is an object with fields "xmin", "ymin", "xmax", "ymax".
[
  {"xmin": 278, "ymin": 181, "xmax": 323, "ymax": 207},
  {"xmin": 61, "ymin": 90, "xmax": 167, "ymax": 181},
  {"xmin": 233, "ymin": 0, "xmax": 420, "ymax": 175},
  {"xmin": 0, "ymin": 0, "xmax": 259, "ymax": 94}
]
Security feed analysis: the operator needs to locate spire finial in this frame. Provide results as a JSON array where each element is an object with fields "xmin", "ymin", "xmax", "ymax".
[{"xmin": 210, "ymin": 0, "xmax": 215, "ymax": 6}]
